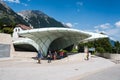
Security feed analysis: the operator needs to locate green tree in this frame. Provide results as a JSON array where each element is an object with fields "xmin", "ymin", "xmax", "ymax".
[
  {"xmin": 96, "ymin": 47, "xmax": 105, "ymax": 53},
  {"xmin": 114, "ymin": 41, "xmax": 120, "ymax": 54},
  {"xmin": 78, "ymin": 38, "xmax": 113, "ymax": 53},
  {"xmin": 2, "ymin": 27, "xmax": 13, "ymax": 34}
]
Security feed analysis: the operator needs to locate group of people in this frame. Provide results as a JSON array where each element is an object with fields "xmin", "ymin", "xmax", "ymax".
[
  {"xmin": 47, "ymin": 50, "xmax": 65, "ymax": 63},
  {"xmin": 37, "ymin": 49, "xmax": 90, "ymax": 64},
  {"xmin": 37, "ymin": 50, "xmax": 65, "ymax": 64}
]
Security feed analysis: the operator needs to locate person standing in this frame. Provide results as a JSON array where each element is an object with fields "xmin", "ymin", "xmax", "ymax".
[
  {"xmin": 86, "ymin": 52, "xmax": 89, "ymax": 60},
  {"xmin": 84, "ymin": 46, "xmax": 89, "ymax": 60},
  {"xmin": 47, "ymin": 50, "xmax": 52, "ymax": 63},
  {"xmin": 60, "ymin": 51, "xmax": 64, "ymax": 59},
  {"xmin": 53, "ymin": 51, "xmax": 57, "ymax": 60}
]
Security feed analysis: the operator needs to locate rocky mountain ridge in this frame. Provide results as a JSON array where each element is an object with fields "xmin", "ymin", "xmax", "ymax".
[
  {"xmin": 18, "ymin": 10, "xmax": 66, "ymax": 28},
  {"xmin": 0, "ymin": 1, "xmax": 29, "ymax": 27},
  {"xmin": 0, "ymin": 1, "xmax": 66, "ymax": 33}
]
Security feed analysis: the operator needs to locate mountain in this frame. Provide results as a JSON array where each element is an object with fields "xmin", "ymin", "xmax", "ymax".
[
  {"xmin": 0, "ymin": 1, "xmax": 66, "ymax": 33},
  {"xmin": 0, "ymin": 1, "xmax": 29, "ymax": 28},
  {"xmin": 18, "ymin": 10, "xmax": 66, "ymax": 28}
]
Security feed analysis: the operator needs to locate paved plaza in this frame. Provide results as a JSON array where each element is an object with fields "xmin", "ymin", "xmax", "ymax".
[
  {"xmin": 0, "ymin": 54, "xmax": 116, "ymax": 80},
  {"xmin": 79, "ymin": 64, "xmax": 120, "ymax": 80}
]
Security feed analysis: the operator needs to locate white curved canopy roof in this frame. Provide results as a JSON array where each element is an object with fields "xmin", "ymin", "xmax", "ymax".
[{"xmin": 13, "ymin": 28, "xmax": 108, "ymax": 56}]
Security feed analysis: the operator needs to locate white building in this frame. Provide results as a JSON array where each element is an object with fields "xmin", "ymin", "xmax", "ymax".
[{"xmin": 13, "ymin": 26, "xmax": 108, "ymax": 56}]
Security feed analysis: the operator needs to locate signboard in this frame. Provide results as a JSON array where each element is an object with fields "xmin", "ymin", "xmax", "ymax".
[
  {"xmin": 89, "ymin": 48, "xmax": 95, "ymax": 51},
  {"xmin": 0, "ymin": 44, "xmax": 10, "ymax": 58}
]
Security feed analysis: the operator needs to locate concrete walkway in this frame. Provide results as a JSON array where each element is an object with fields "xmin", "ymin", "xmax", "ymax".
[
  {"xmin": 77, "ymin": 64, "xmax": 120, "ymax": 80},
  {"xmin": 0, "ymin": 54, "xmax": 115, "ymax": 80}
]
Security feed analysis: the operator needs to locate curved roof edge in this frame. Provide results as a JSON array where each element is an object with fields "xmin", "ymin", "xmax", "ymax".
[
  {"xmin": 16, "ymin": 27, "xmax": 109, "ymax": 44},
  {"xmin": 18, "ymin": 27, "xmax": 91, "ymax": 37},
  {"xmin": 13, "ymin": 38, "xmax": 39, "ymax": 51},
  {"xmin": 81, "ymin": 31, "xmax": 108, "ymax": 42}
]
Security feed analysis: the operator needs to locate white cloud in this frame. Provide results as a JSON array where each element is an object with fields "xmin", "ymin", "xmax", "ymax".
[
  {"xmin": 94, "ymin": 29, "xmax": 100, "ymax": 33},
  {"xmin": 65, "ymin": 22, "xmax": 79, "ymax": 28},
  {"xmin": 74, "ymin": 23, "xmax": 79, "ymax": 25},
  {"xmin": 76, "ymin": 2, "xmax": 83, "ymax": 6},
  {"xmin": 93, "ymin": 22, "xmax": 120, "ymax": 41},
  {"xmin": 94, "ymin": 28, "xmax": 120, "ymax": 41},
  {"xmin": 115, "ymin": 21, "xmax": 120, "ymax": 28},
  {"xmin": 22, "ymin": 3, "xmax": 28, "ymax": 6},
  {"xmin": 76, "ymin": 1, "xmax": 83, "ymax": 12},
  {"xmin": 106, "ymin": 28, "xmax": 120, "ymax": 41},
  {"xmin": 3, "ymin": 0, "xmax": 20, "ymax": 3},
  {"xmin": 65, "ymin": 23, "xmax": 73, "ymax": 27},
  {"xmin": 106, "ymin": 28, "xmax": 120, "ymax": 36},
  {"xmin": 94, "ymin": 29, "xmax": 106, "ymax": 34},
  {"xmin": 3, "ymin": 0, "xmax": 29, "ymax": 6},
  {"xmin": 94, "ymin": 23, "xmax": 111, "ymax": 29}
]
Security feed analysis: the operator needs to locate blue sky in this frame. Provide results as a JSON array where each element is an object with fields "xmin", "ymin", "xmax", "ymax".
[{"xmin": 2, "ymin": 0, "xmax": 120, "ymax": 41}]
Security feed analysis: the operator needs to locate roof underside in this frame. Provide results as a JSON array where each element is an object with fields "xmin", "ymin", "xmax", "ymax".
[{"xmin": 19, "ymin": 28, "xmax": 91, "ymax": 40}]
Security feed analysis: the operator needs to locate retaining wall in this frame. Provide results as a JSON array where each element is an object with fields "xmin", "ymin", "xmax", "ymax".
[
  {"xmin": 0, "ymin": 33, "xmax": 15, "ymax": 58},
  {"xmin": 14, "ymin": 51, "xmax": 37, "ymax": 59},
  {"xmin": 96, "ymin": 53, "xmax": 120, "ymax": 60}
]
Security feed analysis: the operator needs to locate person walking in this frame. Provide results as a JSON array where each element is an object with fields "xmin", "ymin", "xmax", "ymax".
[{"xmin": 37, "ymin": 50, "xmax": 43, "ymax": 64}]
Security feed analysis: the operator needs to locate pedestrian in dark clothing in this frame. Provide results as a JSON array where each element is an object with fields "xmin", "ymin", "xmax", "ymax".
[
  {"xmin": 37, "ymin": 50, "xmax": 43, "ymax": 64},
  {"xmin": 47, "ymin": 51, "xmax": 52, "ymax": 63}
]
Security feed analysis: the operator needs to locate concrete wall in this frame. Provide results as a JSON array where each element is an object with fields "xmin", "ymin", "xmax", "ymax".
[
  {"xmin": 110, "ymin": 54, "xmax": 120, "ymax": 60},
  {"xmin": 14, "ymin": 51, "xmax": 37, "ymax": 59},
  {"xmin": 96, "ymin": 53, "xmax": 120, "ymax": 60},
  {"xmin": 0, "ymin": 33, "xmax": 15, "ymax": 58}
]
